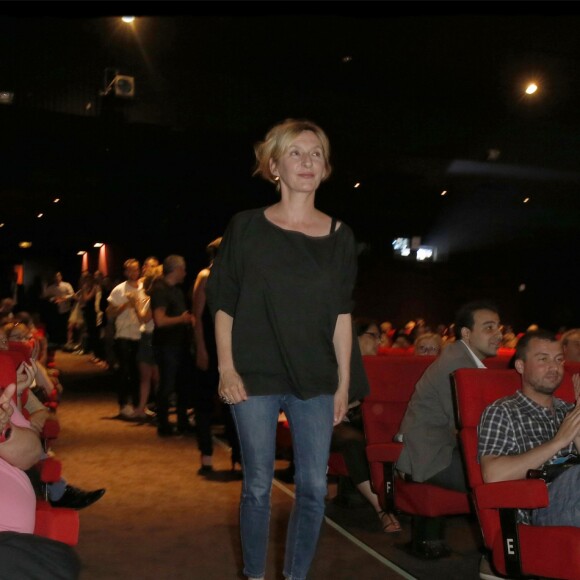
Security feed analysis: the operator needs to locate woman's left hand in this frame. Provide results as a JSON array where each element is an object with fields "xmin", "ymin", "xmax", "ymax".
[{"xmin": 333, "ymin": 388, "xmax": 349, "ymax": 426}]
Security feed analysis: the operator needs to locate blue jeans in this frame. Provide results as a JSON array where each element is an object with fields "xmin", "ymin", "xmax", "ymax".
[
  {"xmin": 531, "ymin": 464, "xmax": 580, "ymax": 526},
  {"xmin": 231, "ymin": 393, "xmax": 334, "ymax": 580}
]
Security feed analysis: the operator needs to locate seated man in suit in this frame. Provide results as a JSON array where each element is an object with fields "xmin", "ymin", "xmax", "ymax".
[
  {"xmin": 397, "ymin": 300, "xmax": 502, "ymax": 492},
  {"xmin": 479, "ymin": 330, "xmax": 580, "ymax": 527}
]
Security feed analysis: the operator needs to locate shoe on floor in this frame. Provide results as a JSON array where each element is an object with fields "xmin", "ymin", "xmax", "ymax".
[
  {"xmin": 50, "ymin": 486, "xmax": 106, "ymax": 510},
  {"xmin": 119, "ymin": 405, "xmax": 135, "ymax": 418},
  {"xmin": 480, "ymin": 555, "xmax": 512, "ymax": 580}
]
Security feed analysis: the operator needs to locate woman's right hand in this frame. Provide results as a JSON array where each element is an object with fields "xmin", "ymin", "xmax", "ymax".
[{"xmin": 218, "ymin": 368, "xmax": 248, "ymax": 405}]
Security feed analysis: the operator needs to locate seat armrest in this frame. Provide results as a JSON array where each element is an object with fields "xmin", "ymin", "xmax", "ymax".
[
  {"xmin": 366, "ymin": 442, "xmax": 403, "ymax": 463},
  {"xmin": 474, "ymin": 479, "xmax": 549, "ymax": 510}
]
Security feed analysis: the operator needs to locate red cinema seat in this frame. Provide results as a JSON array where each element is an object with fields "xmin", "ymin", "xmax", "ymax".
[
  {"xmin": 362, "ymin": 355, "xmax": 471, "ymax": 558},
  {"xmin": 453, "ymin": 367, "xmax": 580, "ymax": 579}
]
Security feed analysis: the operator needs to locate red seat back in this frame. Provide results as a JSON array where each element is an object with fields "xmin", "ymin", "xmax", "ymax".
[
  {"xmin": 362, "ymin": 355, "xmax": 470, "ymax": 516},
  {"xmin": 7, "ymin": 340, "xmax": 35, "ymax": 361},
  {"xmin": 482, "ymin": 353, "xmax": 513, "ymax": 369},
  {"xmin": 362, "ymin": 354, "xmax": 435, "ymax": 444}
]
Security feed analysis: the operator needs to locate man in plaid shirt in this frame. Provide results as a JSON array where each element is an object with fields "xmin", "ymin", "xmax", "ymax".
[{"xmin": 478, "ymin": 329, "xmax": 580, "ymax": 526}]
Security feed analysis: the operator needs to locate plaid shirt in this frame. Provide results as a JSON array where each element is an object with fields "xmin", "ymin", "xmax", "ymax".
[{"xmin": 478, "ymin": 390, "xmax": 576, "ymax": 523}]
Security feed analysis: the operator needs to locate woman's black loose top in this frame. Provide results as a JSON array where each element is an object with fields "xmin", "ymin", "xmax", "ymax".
[{"xmin": 206, "ymin": 207, "xmax": 363, "ymax": 400}]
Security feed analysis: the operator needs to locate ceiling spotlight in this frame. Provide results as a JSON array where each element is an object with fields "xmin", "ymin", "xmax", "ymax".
[
  {"xmin": 122, "ymin": 16, "xmax": 135, "ymax": 23},
  {"xmin": 93, "ymin": 242, "xmax": 104, "ymax": 248},
  {"xmin": 37, "ymin": 213, "xmax": 44, "ymax": 218},
  {"xmin": 77, "ymin": 251, "xmax": 87, "ymax": 256},
  {"xmin": 354, "ymin": 182, "xmax": 361, "ymax": 189},
  {"xmin": 525, "ymin": 83, "xmax": 538, "ymax": 95},
  {"xmin": 0, "ymin": 223, "xmax": 4, "ymax": 228},
  {"xmin": 441, "ymin": 190, "xmax": 447, "ymax": 196},
  {"xmin": 523, "ymin": 197, "xmax": 530, "ymax": 203},
  {"xmin": 53, "ymin": 198, "xmax": 60, "ymax": 203}
]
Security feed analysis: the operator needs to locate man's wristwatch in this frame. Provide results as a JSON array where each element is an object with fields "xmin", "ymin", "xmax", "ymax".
[{"xmin": 0, "ymin": 427, "xmax": 12, "ymax": 443}]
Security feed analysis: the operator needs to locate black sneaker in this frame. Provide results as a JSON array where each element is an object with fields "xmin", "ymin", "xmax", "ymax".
[{"xmin": 50, "ymin": 486, "xmax": 106, "ymax": 510}]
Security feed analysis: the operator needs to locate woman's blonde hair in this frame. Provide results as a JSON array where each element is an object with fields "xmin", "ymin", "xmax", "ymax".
[{"xmin": 253, "ymin": 118, "xmax": 332, "ymax": 185}]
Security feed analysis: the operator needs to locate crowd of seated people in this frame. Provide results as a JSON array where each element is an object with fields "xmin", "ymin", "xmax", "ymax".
[
  {"xmin": 375, "ymin": 314, "xmax": 547, "ymax": 357},
  {"xmin": 0, "ymin": 319, "xmax": 106, "ymax": 511}
]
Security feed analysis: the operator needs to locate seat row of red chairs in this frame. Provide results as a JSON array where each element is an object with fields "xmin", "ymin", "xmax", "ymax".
[
  {"xmin": 355, "ymin": 353, "xmax": 580, "ymax": 578},
  {"xmin": 0, "ymin": 339, "xmax": 79, "ymax": 546}
]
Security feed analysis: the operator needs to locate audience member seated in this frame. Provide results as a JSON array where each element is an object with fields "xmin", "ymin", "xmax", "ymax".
[
  {"xmin": 7, "ymin": 331, "xmax": 106, "ymax": 511},
  {"xmin": 397, "ymin": 300, "xmax": 502, "ymax": 492},
  {"xmin": 561, "ymin": 328, "xmax": 580, "ymax": 363},
  {"xmin": 413, "ymin": 332, "xmax": 442, "ymax": 356},
  {"xmin": 1, "ymin": 384, "xmax": 81, "ymax": 579},
  {"xmin": 478, "ymin": 330, "xmax": 580, "ymax": 527},
  {"xmin": 4, "ymin": 316, "xmax": 63, "ymax": 405},
  {"xmin": 391, "ymin": 331, "xmax": 414, "ymax": 351},
  {"xmin": 501, "ymin": 324, "xmax": 519, "ymax": 349},
  {"xmin": 379, "ymin": 321, "xmax": 394, "ymax": 348},
  {"xmin": 0, "ymin": 383, "xmax": 42, "ymax": 533}
]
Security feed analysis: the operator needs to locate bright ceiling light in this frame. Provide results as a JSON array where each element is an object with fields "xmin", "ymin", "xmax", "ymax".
[
  {"xmin": 94, "ymin": 242, "xmax": 104, "ymax": 248},
  {"xmin": 354, "ymin": 182, "xmax": 361, "ymax": 189},
  {"xmin": 525, "ymin": 83, "xmax": 538, "ymax": 95},
  {"xmin": 122, "ymin": 16, "xmax": 135, "ymax": 23},
  {"xmin": 77, "ymin": 250, "xmax": 87, "ymax": 256}
]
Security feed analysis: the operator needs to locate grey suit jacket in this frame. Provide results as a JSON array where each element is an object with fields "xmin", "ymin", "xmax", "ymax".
[{"xmin": 396, "ymin": 341, "xmax": 478, "ymax": 482}]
